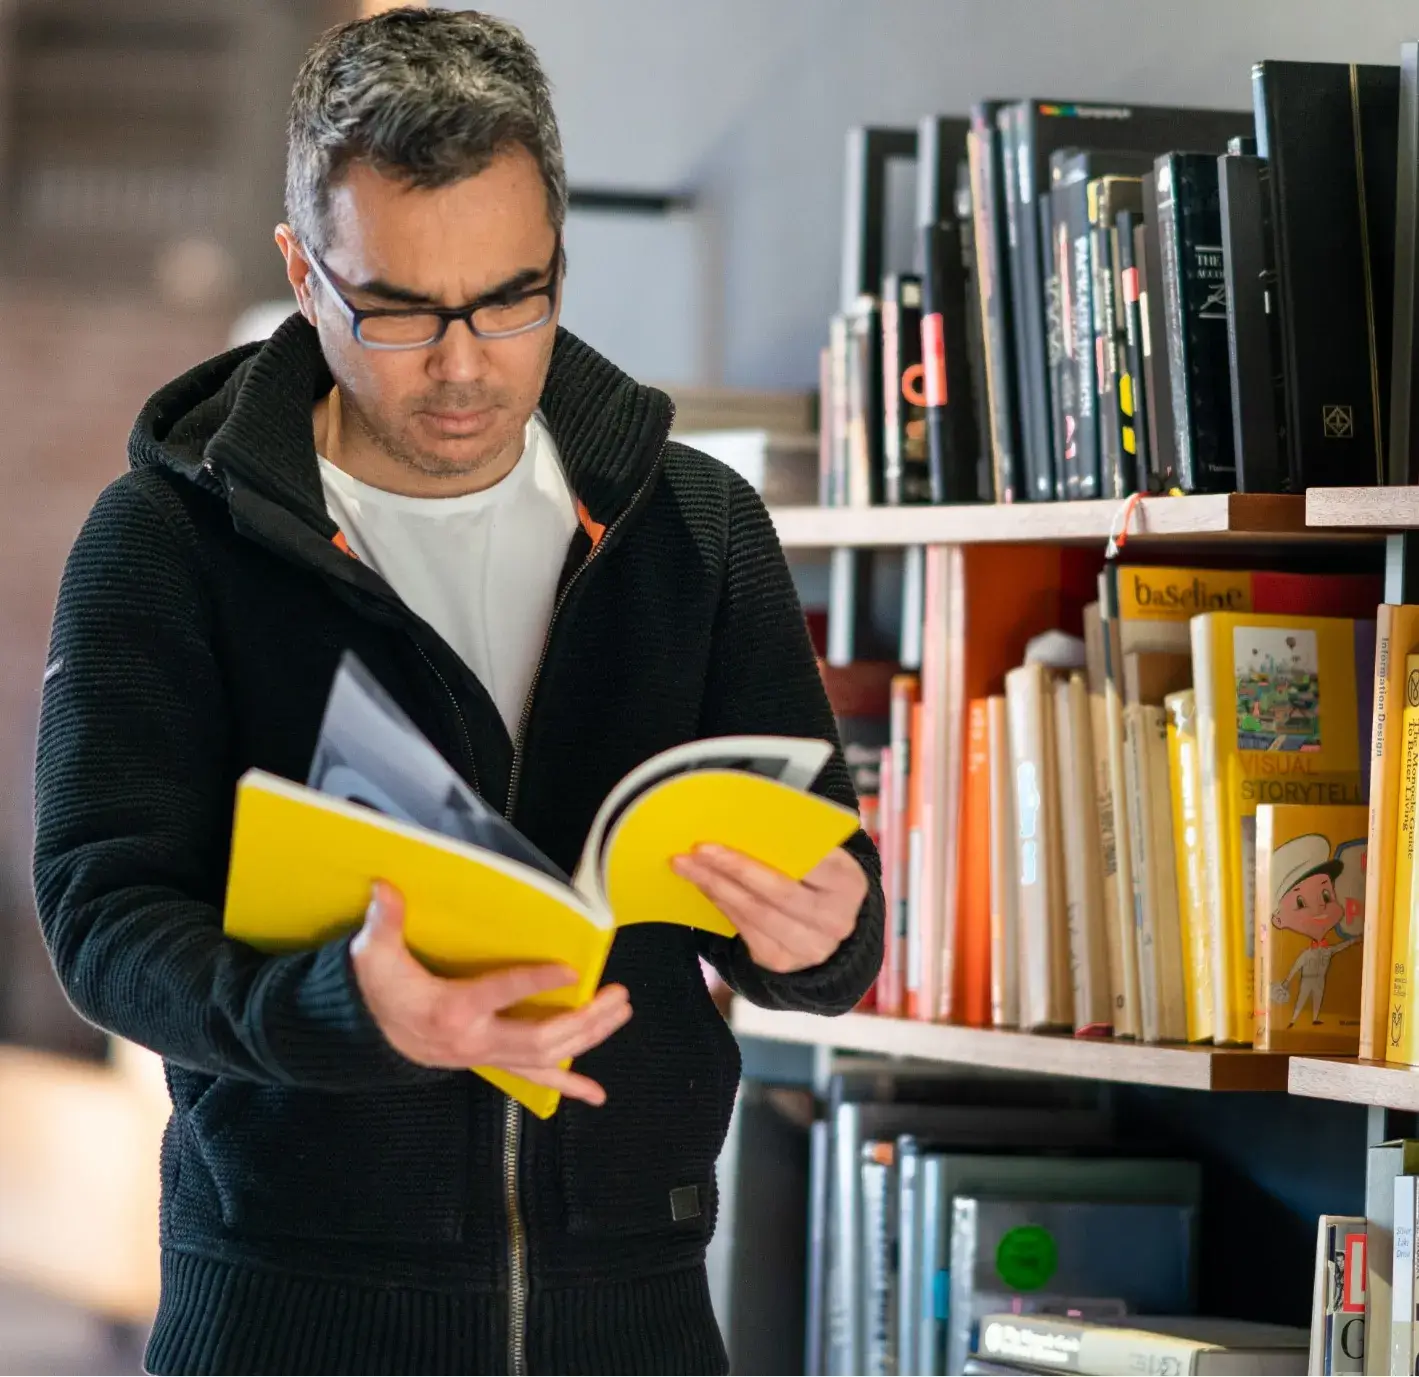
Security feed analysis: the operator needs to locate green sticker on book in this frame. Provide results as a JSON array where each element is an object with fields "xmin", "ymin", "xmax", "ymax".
[{"xmin": 995, "ymin": 1224, "xmax": 1058, "ymax": 1291}]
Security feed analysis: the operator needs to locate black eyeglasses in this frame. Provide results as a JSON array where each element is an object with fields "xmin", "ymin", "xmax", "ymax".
[{"xmin": 303, "ymin": 238, "xmax": 562, "ymax": 350}]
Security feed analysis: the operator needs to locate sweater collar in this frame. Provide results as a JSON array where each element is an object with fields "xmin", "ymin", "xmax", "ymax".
[{"xmin": 130, "ymin": 313, "xmax": 675, "ymax": 533}]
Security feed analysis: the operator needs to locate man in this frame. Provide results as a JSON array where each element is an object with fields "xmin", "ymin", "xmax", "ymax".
[{"xmin": 32, "ymin": 9, "xmax": 881, "ymax": 1375}]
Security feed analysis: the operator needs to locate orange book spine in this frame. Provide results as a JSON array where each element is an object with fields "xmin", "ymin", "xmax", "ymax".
[
  {"xmin": 880, "ymin": 674, "xmax": 921, "ymax": 1017},
  {"xmin": 956, "ymin": 698, "xmax": 992, "ymax": 1026},
  {"xmin": 906, "ymin": 700, "xmax": 928, "ymax": 1019}
]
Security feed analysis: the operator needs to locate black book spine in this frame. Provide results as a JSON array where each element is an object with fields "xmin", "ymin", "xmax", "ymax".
[
  {"xmin": 1391, "ymin": 43, "xmax": 1419, "ymax": 484},
  {"xmin": 1219, "ymin": 152, "xmax": 1285, "ymax": 492},
  {"xmin": 920, "ymin": 221, "xmax": 980, "ymax": 502},
  {"xmin": 1139, "ymin": 169, "xmax": 1176, "ymax": 491},
  {"xmin": 882, "ymin": 274, "xmax": 931, "ymax": 505},
  {"xmin": 1090, "ymin": 215, "xmax": 1119, "ymax": 499},
  {"xmin": 1255, "ymin": 60, "xmax": 1397, "ymax": 488},
  {"xmin": 1065, "ymin": 180, "xmax": 1099, "ymax": 500},
  {"xmin": 1156, "ymin": 153, "xmax": 1236, "ymax": 492},
  {"xmin": 968, "ymin": 108, "xmax": 1023, "ymax": 501},
  {"xmin": 1117, "ymin": 210, "xmax": 1151, "ymax": 495},
  {"xmin": 1041, "ymin": 193, "xmax": 1067, "ymax": 499},
  {"xmin": 1006, "ymin": 102, "xmax": 1056, "ymax": 500},
  {"xmin": 957, "ymin": 159, "xmax": 995, "ymax": 501}
]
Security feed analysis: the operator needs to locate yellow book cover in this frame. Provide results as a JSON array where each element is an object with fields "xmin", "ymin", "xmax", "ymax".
[
  {"xmin": 1361, "ymin": 608, "xmax": 1419, "ymax": 1059},
  {"xmin": 1165, "ymin": 690, "xmax": 1214, "ymax": 1042},
  {"xmin": 1386, "ymin": 655, "xmax": 1419, "ymax": 1063},
  {"xmin": 1189, "ymin": 612, "xmax": 1371, "ymax": 1046},
  {"xmin": 1253, "ymin": 804, "xmax": 1367, "ymax": 1053},
  {"xmin": 225, "ymin": 736, "xmax": 858, "ymax": 1119}
]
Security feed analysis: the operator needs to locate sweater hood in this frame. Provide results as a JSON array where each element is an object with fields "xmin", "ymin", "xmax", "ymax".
[{"xmin": 127, "ymin": 313, "xmax": 676, "ymax": 535}]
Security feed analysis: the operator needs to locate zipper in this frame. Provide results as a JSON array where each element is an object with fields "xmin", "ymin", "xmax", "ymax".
[
  {"xmin": 411, "ymin": 641, "xmax": 481, "ymax": 798},
  {"xmin": 499, "ymin": 455, "xmax": 661, "ymax": 1377}
]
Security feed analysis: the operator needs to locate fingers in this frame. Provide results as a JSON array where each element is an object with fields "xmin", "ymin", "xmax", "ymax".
[
  {"xmin": 351, "ymin": 880, "xmax": 441, "ymax": 989},
  {"xmin": 471, "ymin": 961, "xmax": 581, "ymax": 1011},
  {"xmin": 489, "ymin": 985, "xmax": 632, "ymax": 1065},
  {"xmin": 503, "ymin": 1063, "xmax": 609, "ymax": 1107}
]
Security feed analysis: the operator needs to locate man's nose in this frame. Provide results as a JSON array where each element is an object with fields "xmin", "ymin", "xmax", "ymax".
[{"xmin": 427, "ymin": 317, "xmax": 491, "ymax": 384}]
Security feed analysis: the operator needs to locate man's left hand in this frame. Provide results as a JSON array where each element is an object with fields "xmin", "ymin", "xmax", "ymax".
[{"xmin": 671, "ymin": 845, "xmax": 868, "ymax": 974}]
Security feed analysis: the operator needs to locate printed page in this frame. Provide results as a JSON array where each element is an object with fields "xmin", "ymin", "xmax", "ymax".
[{"xmin": 308, "ymin": 651, "xmax": 568, "ymax": 883}]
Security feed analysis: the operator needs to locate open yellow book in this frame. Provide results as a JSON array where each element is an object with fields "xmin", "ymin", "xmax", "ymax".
[{"xmin": 223, "ymin": 657, "xmax": 859, "ymax": 1117}]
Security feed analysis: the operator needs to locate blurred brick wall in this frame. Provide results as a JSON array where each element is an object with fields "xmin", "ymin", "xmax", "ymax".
[{"xmin": 0, "ymin": 286, "xmax": 229, "ymax": 1054}]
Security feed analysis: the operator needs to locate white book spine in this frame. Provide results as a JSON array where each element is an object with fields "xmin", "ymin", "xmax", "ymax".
[
  {"xmin": 1394, "ymin": 1176, "xmax": 1417, "ymax": 1377},
  {"xmin": 897, "ymin": 1142, "xmax": 920, "ymax": 1377},
  {"xmin": 861, "ymin": 1153, "xmax": 893, "ymax": 1376}
]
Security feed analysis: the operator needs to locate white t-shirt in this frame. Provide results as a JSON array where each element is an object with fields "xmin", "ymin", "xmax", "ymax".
[{"xmin": 318, "ymin": 414, "xmax": 578, "ymax": 734}]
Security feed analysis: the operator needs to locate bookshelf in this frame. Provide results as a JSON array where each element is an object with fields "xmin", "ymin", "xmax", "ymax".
[
  {"xmin": 730, "ymin": 1001, "xmax": 1290, "ymax": 1093},
  {"xmin": 769, "ymin": 492, "xmax": 1316, "ymax": 548},
  {"xmin": 1307, "ymin": 486, "xmax": 1419, "ymax": 530},
  {"xmin": 1289, "ymin": 1055, "xmax": 1419, "ymax": 1111}
]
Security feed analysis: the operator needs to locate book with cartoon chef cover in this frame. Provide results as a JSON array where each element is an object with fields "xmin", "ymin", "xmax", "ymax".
[{"xmin": 1253, "ymin": 803, "xmax": 1368, "ymax": 1053}]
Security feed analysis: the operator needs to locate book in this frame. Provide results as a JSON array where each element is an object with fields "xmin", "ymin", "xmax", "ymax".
[
  {"xmin": 1310, "ymin": 1215, "xmax": 1367, "ymax": 1376},
  {"xmin": 1005, "ymin": 662, "xmax": 1071, "ymax": 1030},
  {"xmin": 900, "ymin": 543, "xmax": 926, "ymax": 672},
  {"xmin": 1047, "ymin": 150, "xmax": 1157, "ymax": 501},
  {"xmin": 1361, "ymin": 608, "xmax": 1419, "ymax": 1061},
  {"xmin": 860, "ymin": 1141, "xmax": 897, "ymax": 1376},
  {"xmin": 947, "ymin": 1196, "xmax": 1197, "ymax": 1375},
  {"xmin": 987, "ymin": 694, "xmax": 1020, "ymax": 1027},
  {"xmin": 915, "ymin": 115, "xmax": 971, "ymax": 228},
  {"xmin": 1219, "ymin": 151, "xmax": 1285, "ymax": 494},
  {"xmin": 896, "ymin": 1136, "xmax": 923, "ymax": 1377},
  {"xmin": 1155, "ymin": 153, "xmax": 1236, "ymax": 493},
  {"xmin": 881, "ymin": 273, "xmax": 931, "ymax": 505},
  {"xmin": 919, "ymin": 220, "xmax": 982, "ymax": 502},
  {"xmin": 1116, "ymin": 208, "xmax": 1150, "ymax": 495},
  {"xmin": 917, "ymin": 1153, "xmax": 949, "ymax": 1375},
  {"xmin": 1166, "ymin": 690, "xmax": 1216, "ymax": 1042},
  {"xmin": 1392, "ymin": 44, "xmax": 1419, "ymax": 486},
  {"xmin": 1124, "ymin": 700, "xmax": 1189, "ymax": 1042},
  {"xmin": 958, "ymin": 698, "xmax": 993, "ymax": 1026},
  {"xmin": 827, "ymin": 313, "xmax": 851, "ymax": 506},
  {"xmin": 879, "ymin": 675, "xmax": 920, "ymax": 1017},
  {"xmin": 1089, "ymin": 176, "xmax": 1145, "ymax": 499},
  {"xmin": 1253, "ymin": 804, "xmax": 1367, "ymax": 1053},
  {"xmin": 1254, "ymin": 60, "xmax": 1399, "ymax": 489},
  {"xmin": 1054, "ymin": 671, "xmax": 1112, "ymax": 1035},
  {"xmin": 957, "ymin": 156, "xmax": 996, "ymax": 502},
  {"xmin": 1189, "ymin": 613, "xmax": 1373, "ymax": 1045},
  {"xmin": 224, "ymin": 654, "xmax": 859, "ymax": 1119},
  {"xmin": 1367, "ymin": 1142, "xmax": 1419, "ymax": 1377},
  {"xmin": 906, "ymin": 698, "xmax": 927, "ymax": 1020},
  {"xmin": 845, "ymin": 293, "xmax": 885, "ymax": 505},
  {"xmin": 976, "ymin": 1313, "xmax": 1309, "ymax": 1375},
  {"xmin": 1387, "ymin": 655, "xmax": 1419, "ymax": 1065},
  {"xmin": 817, "ymin": 344, "xmax": 834, "ymax": 505},
  {"xmin": 1006, "ymin": 100, "xmax": 1252, "ymax": 505},
  {"xmin": 1396, "ymin": 1177, "xmax": 1419, "ymax": 1377},
  {"xmin": 968, "ymin": 103, "xmax": 1024, "ymax": 504},
  {"xmin": 1140, "ymin": 164, "xmax": 1176, "ymax": 491},
  {"xmin": 1086, "ymin": 601, "xmax": 1134, "ymax": 1035},
  {"xmin": 806, "ymin": 1118, "xmax": 831, "ymax": 1376}
]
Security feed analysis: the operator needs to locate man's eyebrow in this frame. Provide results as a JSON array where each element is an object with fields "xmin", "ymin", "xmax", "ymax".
[{"xmin": 349, "ymin": 262, "xmax": 551, "ymax": 308}]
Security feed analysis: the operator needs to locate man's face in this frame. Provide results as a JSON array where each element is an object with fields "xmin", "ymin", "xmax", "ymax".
[
  {"xmin": 1272, "ymin": 870, "xmax": 1344, "ymax": 941},
  {"xmin": 302, "ymin": 146, "xmax": 560, "ymax": 480}
]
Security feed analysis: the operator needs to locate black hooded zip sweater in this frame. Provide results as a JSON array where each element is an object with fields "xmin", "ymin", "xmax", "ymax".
[{"xmin": 32, "ymin": 317, "xmax": 883, "ymax": 1376}]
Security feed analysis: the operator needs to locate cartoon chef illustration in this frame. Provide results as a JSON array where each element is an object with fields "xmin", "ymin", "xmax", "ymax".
[{"xmin": 1269, "ymin": 833, "xmax": 1366, "ymax": 1026}]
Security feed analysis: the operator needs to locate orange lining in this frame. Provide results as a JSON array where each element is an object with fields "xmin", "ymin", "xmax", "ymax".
[
  {"xmin": 332, "ymin": 530, "xmax": 358, "ymax": 559},
  {"xmin": 576, "ymin": 501, "xmax": 606, "ymax": 548}
]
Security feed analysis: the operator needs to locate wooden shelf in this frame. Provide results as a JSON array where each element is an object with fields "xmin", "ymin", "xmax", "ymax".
[
  {"xmin": 730, "ymin": 1003, "xmax": 1289, "ymax": 1093},
  {"xmin": 766, "ymin": 493, "xmax": 1310, "ymax": 549},
  {"xmin": 1288, "ymin": 1056, "xmax": 1419, "ymax": 1110},
  {"xmin": 1307, "ymin": 486, "xmax": 1419, "ymax": 531}
]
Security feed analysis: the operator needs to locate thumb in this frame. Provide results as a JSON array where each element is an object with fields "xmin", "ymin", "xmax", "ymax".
[{"xmin": 352, "ymin": 880, "xmax": 406, "ymax": 958}]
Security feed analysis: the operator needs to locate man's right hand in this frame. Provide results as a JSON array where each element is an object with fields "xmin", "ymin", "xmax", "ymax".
[{"xmin": 351, "ymin": 881, "xmax": 632, "ymax": 1106}]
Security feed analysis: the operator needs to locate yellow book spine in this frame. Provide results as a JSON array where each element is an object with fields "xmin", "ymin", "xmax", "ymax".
[
  {"xmin": 1361, "ymin": 607, "xmax": 1419, "ymax": 1059},
  {"xmin": 1166, "ymin": 691, "xmax": 1214, "ymax": 1042},
  {"xmin": 1387, "ymin": 656, "xmax": 1419, "ymax": 1063}
]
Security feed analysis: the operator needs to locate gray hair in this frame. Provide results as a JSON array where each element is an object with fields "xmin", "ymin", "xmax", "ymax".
[{"xmin": 286, "ymin": 7, "xmax": 567, "ymax": 254}]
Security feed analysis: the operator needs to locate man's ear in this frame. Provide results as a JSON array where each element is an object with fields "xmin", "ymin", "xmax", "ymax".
[{"xmin": 274, "ymin": 224, "xmax": 318, "ymax": 326}]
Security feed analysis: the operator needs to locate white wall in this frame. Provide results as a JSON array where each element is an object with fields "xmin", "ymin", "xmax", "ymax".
[{"xmin": 466, "ymin": 0, "xmax": 1419, "ymax": 389}]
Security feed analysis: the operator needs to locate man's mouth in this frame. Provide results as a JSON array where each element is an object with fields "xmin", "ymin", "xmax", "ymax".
[{"xmin": 421, "ymin": 406, "xmax": 495, "ymax": 436}]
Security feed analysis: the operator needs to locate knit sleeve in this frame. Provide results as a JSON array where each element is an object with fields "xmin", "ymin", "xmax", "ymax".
[
  {"xmin": 32, "ymin": 476, "xmax": 439, "ymax": 1091},
  {"xmin": 693, "ymin": 469, "xmax": 883, "ymax": 1014}
]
